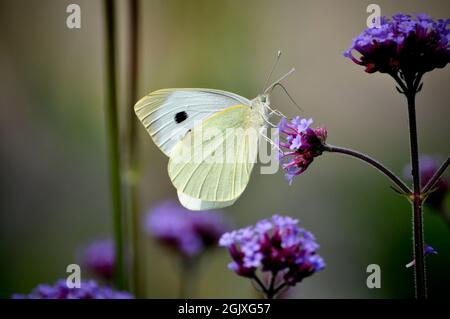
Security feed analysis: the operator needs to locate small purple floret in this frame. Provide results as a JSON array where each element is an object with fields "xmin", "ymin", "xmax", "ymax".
[
  {"xmin": 12, "ymin": 279, "xmax": 133, "ymax": 299},
  {"xmin": 278, "ymin": 117, "xmax": 327, "ymax": 184}
]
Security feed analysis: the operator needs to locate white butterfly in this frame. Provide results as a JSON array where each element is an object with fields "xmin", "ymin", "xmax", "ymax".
[{"xmin": 135, "ymin": 53, "xmax": 294, "ymax": 210}]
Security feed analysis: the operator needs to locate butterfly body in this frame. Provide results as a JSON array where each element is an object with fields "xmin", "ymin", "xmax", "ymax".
[{"xmin": 251, "ymin": 94, "xmax": 271, "ymax": 130}]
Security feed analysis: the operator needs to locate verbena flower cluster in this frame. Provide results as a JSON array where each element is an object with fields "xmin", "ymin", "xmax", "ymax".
[
  {"xmin": 278, "ymin": 117, "xmax": 327, "ymax": 184},
  {"xmin": 12, "ymin": 279, "xmax": 133, "ymax": 299},
  {"xmin": 404, "ymin": 155, "xmax": 449, "ymax": 212},
  {"xmin": 219, "ymin": 215, "xmax": 324, "ymax": 286},
  {"xmin": 78, "ymin": 238, "xmax": 115, "ymax": 281},
  {"xmin": 145, "ymin": 200, "xmax": 229, "ymax": 257},
  {"xmin": 344, "ymin": 13, "xmax": 450, "ymax": 75}
]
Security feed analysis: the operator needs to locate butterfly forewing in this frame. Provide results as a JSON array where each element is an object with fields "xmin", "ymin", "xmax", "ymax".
[{"xmin": 134, "ymin": 88, "xmax": 250, "ymax": 156}]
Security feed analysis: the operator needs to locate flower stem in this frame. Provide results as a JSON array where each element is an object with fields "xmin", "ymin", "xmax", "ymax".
[
  {"xmin": 422, "ymin": 156, "xmax": 450, "ymax": 194},
  {"xmin": 392, "ymin": 71, "xmax": 429, "ymax": 298},
  {"xmin": 104, "ymin": 0, "xmax": 125, "ymax": 290},
  {"xmin": 322, "ymin": 144, "xmax": 411, "ymax": 194},
  {"xmin": 252, "ymin": 274, "xmax": 269, "ymax": 297},
  {"xmin": 265, "ymin": 271, "xmax": 278, "ymax": 299},
  {"xmin": 179, "ymin": 257, "xmax": 199, "ymax": 298},
  {"xmin": 406, "ymin": 91, "xmax": 427, "ymax": 299},
  {"xmin": 273, "ymin": 282, "xmax": 288, "ymax": 296},
  {"xmin": 126, "ymin": 0, "xmax": 142, "ymax": 297}
]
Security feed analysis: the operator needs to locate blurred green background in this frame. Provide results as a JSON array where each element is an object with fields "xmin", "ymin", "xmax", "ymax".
[{"xmin": 0, "ymin": 0, "xmax": 449, "ymax": 298}]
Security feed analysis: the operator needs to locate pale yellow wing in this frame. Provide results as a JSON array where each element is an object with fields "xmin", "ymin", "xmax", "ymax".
[
  {"xmin": 168, "ymin": 105, "xmax": 259, "ymax": 207},
  {"xmin": 177, "ymin": 190, "xmax": 238, "ymax": 210}
]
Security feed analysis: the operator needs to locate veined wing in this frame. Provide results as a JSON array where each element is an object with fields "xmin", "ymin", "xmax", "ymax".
[
  {"xmin": 134, "ymin": 88, "xmax": 250, "ymax": 156},
  {"xmin": 168, "ymin": 105, "xmax": 259, "ymax": 209}
]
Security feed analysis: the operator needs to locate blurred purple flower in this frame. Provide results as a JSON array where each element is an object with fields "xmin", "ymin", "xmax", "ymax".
[
  {"xmin": 278, "ymin": 117, "xmax": 327, "ymax": 184},
  {"xmin": 405, "ymin": 244, "xmax": 438, "ymax": 268},
  {"xmin": 403, "ymin": 155, "xmax": 449, "ymax": 212},
  {"xmin": 78, "ymin": 238, "xmax": 115, "ymax": 281},
  {"xmin": 12, "ymin": 279, "xmax": 133, "ymax": 299},
  {"xmin": 144, "ymin": 200, "xmax": 229, "ymax": 257},
  {"xmin": 219, "ymin": 215, "xmax": 324, "ymax": 290},
  {"xmin": 344, "ymin": 13, "xmax": 450, "ymax": 75}
]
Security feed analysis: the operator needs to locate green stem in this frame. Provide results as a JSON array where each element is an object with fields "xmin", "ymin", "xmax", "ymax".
[
  {"xmin": 104, "ymin": 0, "xmax": 125, "ymax": 290},
  {"xmin": 126, "ymin": 0, "xmax": 142, "ymax": 297},
  {"xmin": 179, "ymin": 257, "xmax": 199, "ymax": 298}
]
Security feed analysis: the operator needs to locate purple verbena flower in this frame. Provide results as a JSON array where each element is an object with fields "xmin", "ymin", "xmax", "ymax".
[
  {"xmin": 219, "ymin": 215, "xmax": 325, "ymax": 291},
  {"xmin": 144, "ymin": 200, "xmax": 229, "ymax": 257},
  {"xmin": 78, "ymin": 238, "xmax": 115, "ymax": 282},
  {"xmin": 278, "ymin": 117, "xmax": 327, "ymax": 184},
  {"xmin": 344, "ymin": 13, "xmax": 450, "ymax": 75},
  {"xmin": 403, "ymin": 155, "xmax": 449, "ymax": 212},
  {"xmin": 11, "ymin": 279, "xmax": 133, "ymax": 299}
]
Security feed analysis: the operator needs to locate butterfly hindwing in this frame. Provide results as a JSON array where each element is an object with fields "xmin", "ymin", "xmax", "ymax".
[
  {"xmin": 177, "ymin": 190, "xmax": 238, "ymax": 210},
  {"xmin": 168, "ymin": 105, "xmax": 259, "ymax": 208}
]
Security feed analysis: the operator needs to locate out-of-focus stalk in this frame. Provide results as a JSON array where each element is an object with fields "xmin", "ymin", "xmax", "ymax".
[
  {"xmin": 103, "ymin": 0, "xmax": 125, "ymax": 290},
  {"xmin": 178, "ymin": 258, "xmax": 199, "ymax": 298},
  {"xmin": 125, "ymin": 0, "xmax": 143, "ymax": 297}
]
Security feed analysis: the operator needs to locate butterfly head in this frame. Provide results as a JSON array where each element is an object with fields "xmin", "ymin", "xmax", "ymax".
[
  {"xmin": 257, "ymin": 93, "xmax": 270, "ymax": 105},
  {"xmin": 252, "ymin": 94, "xmax": 271, "ymax": 118}
]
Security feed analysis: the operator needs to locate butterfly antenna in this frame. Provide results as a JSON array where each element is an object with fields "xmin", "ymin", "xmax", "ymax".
[
  {"xmin": 264, "ymin": 68, "xmax": 295, "ymax": 94},
  {"xmin": 262, "ymin": 50, "xmax": 282, "ymax": 92},
  {"xmin": 272, "ymin": 82, "xmax": 303, "ymax": 112}
]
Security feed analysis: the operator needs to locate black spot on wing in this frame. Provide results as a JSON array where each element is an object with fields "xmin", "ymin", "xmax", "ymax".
[{"xmin": 175, "ymin": 111, "xmax": 188, "ymax": 124}]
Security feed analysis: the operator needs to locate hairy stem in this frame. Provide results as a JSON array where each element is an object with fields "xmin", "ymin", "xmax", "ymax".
[
  {"xmin": 104, "ymin": 0, "xmax": 125, "ymax": 289},
  {"xmin": 406, "ymin": 91, "xmax": 426, "ymax": 299},
  {"xmin": 322, "ymin": 144, "xmax": 411, "ymax": 194}
]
